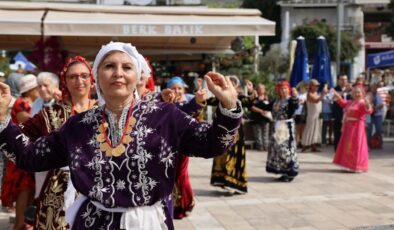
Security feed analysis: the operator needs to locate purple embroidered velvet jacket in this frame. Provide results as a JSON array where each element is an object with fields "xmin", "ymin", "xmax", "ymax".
[{"xmin": 0, "ymin": 94, "xmax": 241, "ymax": 229}]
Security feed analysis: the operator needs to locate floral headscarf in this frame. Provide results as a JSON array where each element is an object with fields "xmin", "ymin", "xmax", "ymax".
[{"xmin": 275, "ymin": 81, "xmax": 291, "ymax": 94}]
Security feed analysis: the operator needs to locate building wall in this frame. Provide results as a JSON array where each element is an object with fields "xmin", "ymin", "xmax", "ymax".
[{"xmin": 280, "ymin": 4, "xmax": 365, "ymax": 81}]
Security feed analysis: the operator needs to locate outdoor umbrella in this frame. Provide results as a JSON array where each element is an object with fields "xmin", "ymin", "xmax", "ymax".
[
  {"xmin": 311, "ymin": 36, "xmax": 333, "ymax": 91},
  {"xmin": 290, "ymin": 36, "xmax": 309, "ymax": 87}
]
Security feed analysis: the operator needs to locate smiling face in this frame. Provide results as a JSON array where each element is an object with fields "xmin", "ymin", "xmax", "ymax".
[
  {"xmin": 309, "ymin": 83, "xmax": 319, "ymax": 93},
  {"xmin": 256, "ymin": 84, "xmax": 266, "ymax": 96},
  {"xmin": 352, "ymin": 87, "xmax": 364, "ymax": 100},
  {"xmin": 65, "ymin": 62, "xmax": 92, "ymax": 100},
  {"xmin": 170, "ymin": 83, "xmax": 185, "ymax": 100},
  {"xmin": 38, "ymin": 78, "xmax": 57, "ymax": 102},
  {"xmin": 97, "ymin": 51, "xmax": 136, "ymax": 102},
  {"xmin": 279, "ymin": 86, "xmax": 289, "ymax": 99}
]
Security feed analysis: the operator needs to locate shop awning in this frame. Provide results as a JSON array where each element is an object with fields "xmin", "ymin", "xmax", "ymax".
[
  {"xmin": 0, "ymin": 9, "xmax": 44, "ymax": 36},
  {"xmin": 0, "ymin": 1, "xmax": 275, "ymax": 56},
  {"xmin": 44, "ymin": 11, "xmax": 275, "ymax": 37}
]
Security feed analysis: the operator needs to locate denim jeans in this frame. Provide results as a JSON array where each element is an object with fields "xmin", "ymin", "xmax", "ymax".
[{"xmin": 368, "ymin": 115, "xmax": 383, "ymax": 142}]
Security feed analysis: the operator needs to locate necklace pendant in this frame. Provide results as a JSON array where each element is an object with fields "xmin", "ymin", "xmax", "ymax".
[
  {"xmin": 129, "ymin": 116, "xmax": 137, "ymax": 126},
  {"xmin": 125, "ymin": 123, "xmax": 133, "ymax": 134},
  {"xmin": 97, "ymin": 133, "xmax": 106, "ymax": 142},
  {"xmin": 100, "ymin": 142, "xmax": 111, "ymax": 152},
  {"xmin": 103, "ymin": 122, "xmax": 109, "ymax": 128},
  {"xmin": 112, "ymin": 144, "xmax": 126, "ymax": 157},
  {"xmin": 98, "ymin": 125, "xmax": 106, "ymax": 133},
  {"xmin": 122, "ymin": 135, "xmax": 133, "ymax": 144},
  {"xmin": 105, "ymin": 149, "xmax": 113, "ymax": 157}
]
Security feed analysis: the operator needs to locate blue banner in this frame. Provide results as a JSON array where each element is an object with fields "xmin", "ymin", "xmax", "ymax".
[{"xmin": 367, "ymin": 50, "xmax": 394, "ymax": 68}]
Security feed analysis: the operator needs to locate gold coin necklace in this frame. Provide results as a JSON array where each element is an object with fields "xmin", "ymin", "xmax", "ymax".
[{"xmin": 97, "ymin": 99, "xmax": 136, "ymax": 157}]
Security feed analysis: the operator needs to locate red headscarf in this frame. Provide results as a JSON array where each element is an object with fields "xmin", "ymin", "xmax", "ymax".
[
  {"xmin": 144, "ymin": 57, "xmax": 155, "ymax": 92},
  {"xmin": 275, "ymin": 81, "xmax": 291, "ymax": 94},
  {"xmin": 59, "ymin": 55, "xmax": 94, "ymax": 101}
]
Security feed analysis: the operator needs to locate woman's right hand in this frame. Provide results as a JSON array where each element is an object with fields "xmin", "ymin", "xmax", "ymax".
[
  {"xmin": 331, "ymin": 89, "xmax": 341, "ymax": 101},
  {"xmin": 0, "ymin": 82, "xmax": 12, "ymax": 122},
  {"xmin": 161, "ymin": 89, "xmax": 178, "ymax": 103}
]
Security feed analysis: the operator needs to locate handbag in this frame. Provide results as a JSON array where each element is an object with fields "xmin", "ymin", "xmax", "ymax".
[{"xmin": 370, "ymin": 133, "xmax": 382, "ymax": 149}]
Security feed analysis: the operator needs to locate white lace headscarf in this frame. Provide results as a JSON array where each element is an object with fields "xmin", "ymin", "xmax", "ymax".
[{"xmin": 92, "ymin": 42, "xmax": 150, "ymax": 105}]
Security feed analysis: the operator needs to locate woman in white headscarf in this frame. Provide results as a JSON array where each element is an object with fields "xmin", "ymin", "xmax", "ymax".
[{"xmin": 0, "ymin": 42, "xmax": 242, "ymax": 229}]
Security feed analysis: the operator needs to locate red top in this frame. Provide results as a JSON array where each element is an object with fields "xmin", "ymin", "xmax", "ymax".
[{"xmin": 11, "ymin": 97, "xmax": 32, "ymax": 124}]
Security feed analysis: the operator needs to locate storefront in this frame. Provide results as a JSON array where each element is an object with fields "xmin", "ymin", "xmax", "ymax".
[{"xmin": 0, "ymin": 1, "xmax": 275, "ymax": 86}]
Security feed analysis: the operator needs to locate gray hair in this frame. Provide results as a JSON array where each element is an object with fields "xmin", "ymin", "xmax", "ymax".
[{"xmin": 37, "ymin": 72, "xmax": 59, "ymax": 89}]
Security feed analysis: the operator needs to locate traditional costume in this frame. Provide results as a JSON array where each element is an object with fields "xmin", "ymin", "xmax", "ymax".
[
  {"xmin": 333, "ymin": 98, "xmax": 372, "ymax": 172},
  {"xmin": 21, "ymin": 56, "xmax": 96, "ymax": 229},
  {"xmin": 255, "ymin": 82, "xmax": 299, "ymax": 181},
  {"xmin": 209, "ymin": 91, "xmax": 255, "ymax": 194},
  {"xmin": 0, "ymin": 42, "xmax": 242, "ymax": 230}
]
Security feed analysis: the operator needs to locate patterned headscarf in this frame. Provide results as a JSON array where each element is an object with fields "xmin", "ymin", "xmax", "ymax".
[
  {"xmin": 275, "ymin": 81, "xmax": 291, "ymax": 94},
  {"xmin": 59, "ymin": 55, "xmax": 93, "ymax": 101}
]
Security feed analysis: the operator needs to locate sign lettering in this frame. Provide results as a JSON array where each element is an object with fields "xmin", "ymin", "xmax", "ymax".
[{"xmin": 122, "ymin": 25, "xmax": 204, "ymax": 36}]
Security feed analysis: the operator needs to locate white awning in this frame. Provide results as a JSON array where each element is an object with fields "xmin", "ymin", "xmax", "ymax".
[
  {"xmin": 0, "ymin": 1, "xmax": 275, "ymax": 56},
  {"xmin": 0, "ymin": 1, "xmax": 275, "ymax": 37},
  {"xmin": 0, "ymin": 9, "xmax": 44, "ymax": 35},
  {"xmin": 44, "ymin": 11, "xmax": 275, "ymax": 37}
]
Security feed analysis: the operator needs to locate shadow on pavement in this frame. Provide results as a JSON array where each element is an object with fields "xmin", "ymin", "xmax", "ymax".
[
  {"xmin": 300, "ymin": 168, "xmax": 355, "ymax": 174},
  {"xmin": 247, "ymin": 176, "xmax": 282, "ymax": 183}
]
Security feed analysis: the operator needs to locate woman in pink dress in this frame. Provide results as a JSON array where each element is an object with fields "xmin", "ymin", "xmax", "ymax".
[{"xmin": 332, "ymin": 86, "xmax": 373, "ymax": 172}]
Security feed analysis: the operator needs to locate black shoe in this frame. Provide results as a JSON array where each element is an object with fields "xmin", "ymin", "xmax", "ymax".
[{"xmin": 278, "ymin": 175, "xmax": 294, "ymax": 182}]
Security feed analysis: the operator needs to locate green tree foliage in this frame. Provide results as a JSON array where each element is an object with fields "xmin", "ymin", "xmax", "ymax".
[
  {"xmin": 0, "ymin": 56, "xmax": 11, "ymax": 77},
  {"xmin": 291, "ymin": 20, "xmax": 362, "ymax": 62},
  {"xmin": 215, "ymin": 44, "xmax": 286, "ymax": 97},
  {"xmin": 242, "ymin": 0, "xmax": 281, "ymax": 54}
]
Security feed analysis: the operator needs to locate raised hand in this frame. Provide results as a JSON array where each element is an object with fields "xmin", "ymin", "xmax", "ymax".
[
  {"xmin": 0, "ymin": 82, "xmax": 12, "ymax": 122},
  {"xmin": 322, "ymin": 84, "xmax": 329, "ymax": 95},
  {"xmin": 244, "ymin": 79, "xmax": 254, "ymax": 94},
  {"xmin": 291, "ymin": 87, "xmax": 298, "ymax": 98},
  {"xmin": 195, "ymin": 78, "xmax": 203, "ymax": 90},
  {"xmin": 161, "ymin": 89, "xmax": 178, "ymax": 103},
  {"xmin": 204, "ymin": 72, "xmax": 237, "ymax": 109},
  {"xmin": 331, "ymin": 89, "xmax": 342, "ymax": 101},
  {"xmin": 195, "ymin": 88, "xmax": 207, "ymax": 104},
  {"xmin": 53, "ymin": 88, "xmax": 62, "ymax": 101}
]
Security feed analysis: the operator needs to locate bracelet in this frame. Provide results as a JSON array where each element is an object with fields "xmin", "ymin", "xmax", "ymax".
[{"xmin": 218, "ymin": 100, "xmax": 243, "ymax": 119}]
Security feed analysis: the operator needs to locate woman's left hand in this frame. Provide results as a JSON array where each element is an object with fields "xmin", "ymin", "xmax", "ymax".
[
  {"xmin": 204, "ymin": 72, "xmax": 237, "ymax": 109},
  {"xmin": 245, "ymin": 79, "xmax": 254, "ymax": 94},
  {"xmin": 195, "ymin": 88, "xmax": 207, "ymax": 104},
  {"xmin": 291, "ymin": 87, "xmax": 298, "ymax": 97}
]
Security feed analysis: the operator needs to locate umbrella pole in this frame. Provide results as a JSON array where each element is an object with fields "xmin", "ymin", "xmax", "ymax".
[
  {"xmin": 254, "ymin": 35, "xmax": 259, "ymax": 73},
  {"xmin": 336, "ymin": 0, "xmax": 343, "ymax": 76}
]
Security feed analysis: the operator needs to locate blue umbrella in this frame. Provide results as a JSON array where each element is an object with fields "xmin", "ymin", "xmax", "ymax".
[
  {"xmin": 290, "ymin": 36, "xmax": 309, "ymax": 87},
  {"xmin": 311, "ymin": 36, "xmax": 333, "ymax": 91}
]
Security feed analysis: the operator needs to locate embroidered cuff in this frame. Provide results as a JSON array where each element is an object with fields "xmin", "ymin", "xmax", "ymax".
[
  {"xmin": 218, "ymin": 100, "xmax": 243, "ymax": 119},
  {"xmin": 0, "ymin": 115, "xmax": 11, "ymax": 133}
]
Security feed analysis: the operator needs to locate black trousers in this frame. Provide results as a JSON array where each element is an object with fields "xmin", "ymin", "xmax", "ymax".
[{"xmin": 333, "ymin": 119, "xmax": 342, "ymax": 151}]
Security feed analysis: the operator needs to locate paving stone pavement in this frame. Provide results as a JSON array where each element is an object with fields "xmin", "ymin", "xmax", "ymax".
[
  {"xmin": 0, "ymin": 141, "xmax": 393, "ymax": 230},
  {"xmin": 174, "ymin": 140, "xmax": 394, "ymax": 230}
]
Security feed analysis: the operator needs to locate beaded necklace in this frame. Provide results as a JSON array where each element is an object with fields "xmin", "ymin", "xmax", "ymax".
[{"xmin": 97, "ymin": 99, "xmax": 136, "ymax": 157}]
